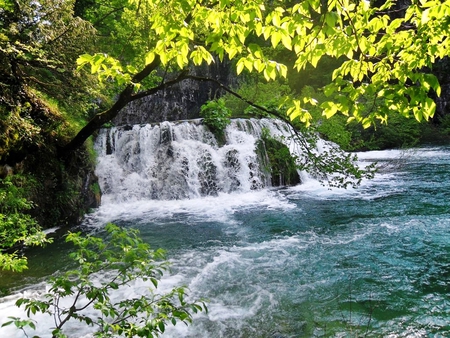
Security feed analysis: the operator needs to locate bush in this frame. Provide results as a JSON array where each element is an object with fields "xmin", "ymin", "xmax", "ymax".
[
  {"xmin": 200, "ymin": 98, "xmax": 231, "ymax": 137},
  {"xmin": 3, "ymin": 224, "xmax": 206, "ymax": 337},
  {"xmin": 0, "ymin": 175, "xmax": 50, "ymax": 272},
  {"xmin": 258, "ymin": 128, "xmax": 300, "ymax": 186}
]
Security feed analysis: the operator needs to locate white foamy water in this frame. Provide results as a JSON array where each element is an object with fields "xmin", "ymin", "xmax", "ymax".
[
  {"xmin": 94, "ymin": 118, "xmax": 347, "ymax": 205},
  {"xmin": 94, "ymin": 119, "xmax": 280, "ymax": 203},
  {"xmin": 84, "ymin": 189, "xmax": 296, "ymax": 228}
]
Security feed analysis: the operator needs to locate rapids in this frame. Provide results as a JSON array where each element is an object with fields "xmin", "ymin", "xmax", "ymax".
[{"xmin": 0, "ymin": 119, "xmax": 448, "ymax": 337}]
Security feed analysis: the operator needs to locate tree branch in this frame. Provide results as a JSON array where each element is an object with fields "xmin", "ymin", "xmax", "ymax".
[
  {"xmin": 130, "ymin": 71, "xmax": 190, "ymax": 101},
  {"xmin": 92, "ymin": 6, "xmax": 126, "ymax": 27},
  {"xmin": 183, "ymin": 75, "xmax": 286, "ymax": 119},
  {"xmin": 60, "ymin": 55, "xmax": 162, "ymax": 154}
]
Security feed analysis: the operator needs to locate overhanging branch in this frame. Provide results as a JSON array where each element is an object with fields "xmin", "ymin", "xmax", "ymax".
[{"xmin": 183, "ymin": 75, "xmax": 286, "ymax": 120}]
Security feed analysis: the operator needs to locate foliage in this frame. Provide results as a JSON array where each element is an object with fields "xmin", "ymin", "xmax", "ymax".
[
  {"xmin": 0, "ymin": 104, "xmax": 43, "ymax": 163},
  {"xmin": 0, "ymin": 0, "xmax": 97, "ymax": 108},
  {"xmin": 291, "ymin": 129, "xmax": 376, "ymax": 188},
  {"xmin": 200, "ymin": 98, "xmax": 232, "ymax": 135},
  {"xmin": 3, "ymin": 224, "xmax": 206, "ymax": 337},
  {"xmin": 0, "ymin": 0, "xmax": 105, "ymax": 164},
  {"xmin": 297, "ymin": 86, "xmax": 353, "ymax": 149},
  {"xmin": 223, "ymin": 81, "xmax": 293, "ymax": 118},
  {"xmin": 74, "ymin": 0, "xmax": 449, "ymax": 128},
  {"xmin": 0, "ymin": 175, "xmax": 51, "ymax": 272},
  {"xmin": 438, "ymin": 115, "xmax": 450, "ymax": 135},
  {"xmin": 348, "ymin": 115, "xmax": 423, "ymax": 151},
  {"xmin": 300, "ymin": 86, "xmax": 427, "ymax": 151},
  {"xmin": 258, "ymin": 124, "xmax": 376, "ymax": 189}
]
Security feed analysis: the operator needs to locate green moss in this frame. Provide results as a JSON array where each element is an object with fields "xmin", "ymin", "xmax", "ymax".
[
  {"xmin": 90, "ymin": 182, "xmax": 101, "ymax": 195},
  {"xmin": 258, "ymin": 129, "xmax": 300, "ymax": 187}
]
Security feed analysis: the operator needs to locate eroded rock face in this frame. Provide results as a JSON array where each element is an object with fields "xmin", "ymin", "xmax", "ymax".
[
  {"xmin": 114, "ymin": 61, "xmax": 236, "ymax": 126},
  {"xmin": 432, "ymin": 57, "xmax": 450, "ymax": 120}
]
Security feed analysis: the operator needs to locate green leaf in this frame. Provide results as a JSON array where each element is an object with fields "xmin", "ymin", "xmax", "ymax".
[
  {"xmin": 325, "ymin": 12, "xmax": 337, "ymax": 28},
  {"xmin": 145, "ymin": 51, "xmax": 155, "ymax": 65},
  {"xmin": 91, "ymin": 54, "xmax": 106, "ymax": 74},
  {"xmin": 236, "ymin": 58, "xmax": 245, "ymax": 75},
  {"xmin": 150, "ymin": 277, "xmax": 158, "ymax": 288},
  {"xmin": 271, "ymin": 31, "xmax": 282, "ymax": 48},
  {"xmin": 423, "ymin": 74, "xmax": 441, "ymax": 96},
  {"xmin": 321, "ymin": 101, "xmax": 338, "ymax": 118},
  {"xmin": 281, "ymin": 32, "xmax": 292, "ymax": 50},
  {"xmin": 76, "ymin": 54, "xmax": 92, "ymax": 66},
  {"xmin": 423, "ymin": 97, "xmax": 436, "ymax": 119},
  {"xmin": 278, "ymin": 64, "xmax": 287, "ymax": 78},
  {"xmin": 176, "ymin": 54, "xmax": 185, "ymax": 69}
]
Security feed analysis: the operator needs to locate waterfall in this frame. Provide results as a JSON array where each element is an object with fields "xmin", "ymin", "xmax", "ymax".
[{"xmin": 95, "ymin": 118, "xmax": 307, "ymax": 203}]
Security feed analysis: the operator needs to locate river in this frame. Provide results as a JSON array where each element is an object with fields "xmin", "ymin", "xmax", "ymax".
[{"xmin": 0, "ymin": 124, "xmax": 449, "ymax": 337}]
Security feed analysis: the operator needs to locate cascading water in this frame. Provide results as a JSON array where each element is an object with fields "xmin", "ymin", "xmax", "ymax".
[{"xmin": 95, "ymin": 118, "xmax": 305, "ymax": 203}]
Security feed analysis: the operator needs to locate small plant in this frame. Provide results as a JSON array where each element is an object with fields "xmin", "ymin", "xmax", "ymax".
[
  {"xmin": 0, "ymin": 175, "xmax": 51, "ymax": 272},
  {"xmin": 200, "ymin": 98, "xmax": 231, "ymax": 135},
  {"xmin": 2, "ymin": 223, "xmax": 206, "ymax": 337}
]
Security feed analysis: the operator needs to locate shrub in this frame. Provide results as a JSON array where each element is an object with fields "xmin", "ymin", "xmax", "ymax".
[
  {"xmin": 0, "ymin": 175, "xmax": 51, "ymax": 272},
  {"xmin": 200, "ymin": 98, "xmax": 231, "ymax": 136},
  {"xmin": 3, "ymin": 224, "xmax": 206, "ymax": 337}
]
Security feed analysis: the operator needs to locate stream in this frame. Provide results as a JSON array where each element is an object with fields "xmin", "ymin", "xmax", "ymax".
[{"xmin": 0, "ymin": 120, "xmax": 449, "ymax": 337}]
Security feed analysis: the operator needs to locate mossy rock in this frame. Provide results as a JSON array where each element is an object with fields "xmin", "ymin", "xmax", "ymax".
[{"xmin": 257, "ymin": 136, "xmax": 300, "ymax": 187}]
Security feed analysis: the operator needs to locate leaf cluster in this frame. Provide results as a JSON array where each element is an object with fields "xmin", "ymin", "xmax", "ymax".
[
  {"xmin": 0, "ymin": 0, "xmax": 96, "ymax": 101},
  {"xmin": 300, "ymin": 86, "xmax": 428, "ymax": 151},
  {"xmin": 200, "ymin": 98, "xmax": 232, "ymax": 135},
  {"xmin": 0, "ymin": 0, "xmax": 104, "ymax": 153},
  {"xmin": 3, "ymin": 224, "xmax": 206, "ymax": 337},
  {"xmin": 0, "ymin": 175, "xmax": 51, "ymax": 272}
]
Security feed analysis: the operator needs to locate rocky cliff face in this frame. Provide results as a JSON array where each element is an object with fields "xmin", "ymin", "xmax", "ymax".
[
  {"xmin": 432, "ymin": 57, "xmax": 450, "ymax": 121},
  {"xmin": 114, "ymin": 61, "xmax": 236, "ymax": 126}
]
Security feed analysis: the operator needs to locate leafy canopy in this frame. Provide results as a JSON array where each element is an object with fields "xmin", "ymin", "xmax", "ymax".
[{"xmin": 77, "ymin": 0, "xmax": 449, "ymax": 130}]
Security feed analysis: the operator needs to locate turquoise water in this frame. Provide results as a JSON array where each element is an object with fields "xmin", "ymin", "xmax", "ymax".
[
  {"xmin": 109, "ymin": 147, "xmax": 450, "ymax": 337},
  {"xmin": 1, "ymin": 147, "xmax": 449, "ymax": 337}
]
